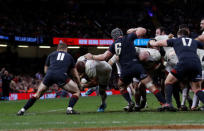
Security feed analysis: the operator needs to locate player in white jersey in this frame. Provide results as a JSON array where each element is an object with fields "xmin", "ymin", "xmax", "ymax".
[
  {"xmin": 200, "ymin": 18, "xmax": 204, "ymax": 35},
  {"xmin": 76, "ymin": 56, "xmax": 112, "ymax": 112}
]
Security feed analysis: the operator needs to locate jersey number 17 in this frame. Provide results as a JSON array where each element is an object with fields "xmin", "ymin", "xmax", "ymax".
[{"xmin": 182, "ymin": 38, "xmax": 192, "ymax": 47}]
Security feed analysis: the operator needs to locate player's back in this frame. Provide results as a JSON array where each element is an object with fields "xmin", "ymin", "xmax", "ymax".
[
  {"xmin": 85, "ymin": 60, "xmax": 112, "ymax": 78},
  {"xmin": 115, "ymin": 33, "xmax": 138, "ymax": 67},
  {"xmin": 167, "ymin": 37, "xmax": 202, "ymax": 63},
  {"xmin": 46, "ymin": 51, "xmax": 75, "ymax": 74}
]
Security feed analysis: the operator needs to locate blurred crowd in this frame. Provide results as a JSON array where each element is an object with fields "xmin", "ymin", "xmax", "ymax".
[
  {"xmin": 0, "ymin": 0, "xmax": 203, "ymax": 38},
  {"xmin": 0, "ymin": 69, "xmax": 62, "ymax": 100}
]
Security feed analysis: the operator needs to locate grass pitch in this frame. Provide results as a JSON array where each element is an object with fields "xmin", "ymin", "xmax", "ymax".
[{"xmin": 0, "ymin": 94, "xmax": 204, "ymax": 130}]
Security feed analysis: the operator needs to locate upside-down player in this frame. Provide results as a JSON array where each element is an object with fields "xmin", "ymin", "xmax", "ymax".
[{"xmin": 17, "ymin": 42, "xmax": 81, "ymax": 115}]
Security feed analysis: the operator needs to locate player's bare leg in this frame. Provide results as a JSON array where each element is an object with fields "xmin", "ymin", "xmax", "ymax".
[
  {"xmin": 141, "ymin": 76, "xmax": 167, "ymax": 110},
  {"xmin": 62, "ymin": 79, "xmax": 80, "ymax": 115},
  {"xmin": 17, "ymin": 82, "xmax": 48, "ymax": 116}
]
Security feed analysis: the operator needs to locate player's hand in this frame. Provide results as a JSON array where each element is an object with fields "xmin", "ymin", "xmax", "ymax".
[
  {"xmin": 84, "ymin": 53, "xmax": 93, "ymax": 60},
  {"xmin": 149, "ymin": 39, "xmax": 156, "ymax": 47},
  {"xmin": 127, "ymin": 28, "xmax": 137, "ymax": 34},
  {"xmin": 168, "ymin": 34, "xmax": 174, "ymax": 39},
  {"xmin": 147, "ymin": 39, "xmax": 156, "ymax": 47}
]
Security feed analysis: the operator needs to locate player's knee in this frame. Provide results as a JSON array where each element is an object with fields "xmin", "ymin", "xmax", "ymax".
[
  {"xmin": 191, "ymin": 87, "xmax": 201, "ymax": 93},
  {"xmin": 33, "ymin": 94, "xmax": 40, "ymax": 99},
  {"xmin": 73, "ymin": 91, "xmax": 80, "ymax": 97},
  {"xmin": 144, "ymin": 81, "xmax": 154, "ymax": 89}
]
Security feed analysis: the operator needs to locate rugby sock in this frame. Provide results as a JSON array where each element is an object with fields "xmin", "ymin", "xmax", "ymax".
[
  {"xmin": 121, "ymin": 89, "xmax": 132, "ymax": 103},
  {"xmin": 24, "ymin": 96, "xmax": 37, "ymax": 110},
  {"xmin": 173, "ymin": 87, "xmax": 181, "ymax": 108},
  {"xmin": 192, "ymin": 94, "xmax": 199, "ymax": 108},
  {"xmin": 99, "ymin": 91, "xmax": 107, "ymax": 105},
  {"xmin": 181, "ymin": 88, "xmax": 188, "ymax": 105},
  {"xmin": 165, "ymin": 84, "xmax": 173, "ymax": 105},
  {"xmin": 127, "ymin": 87, "xmax": 133, "ymax": 101},
  {"xmin": 68, "ymin": 95, "xmax": 79, "ymax": 108},
  {"xmin": 196, "ymin": 90, "xmax": 204, "ymax": 104},
  {"xmin": 153, "ymin": 89, "xmax": 166, "ymax": 104}
]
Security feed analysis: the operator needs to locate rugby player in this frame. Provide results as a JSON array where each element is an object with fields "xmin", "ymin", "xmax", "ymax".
[
  {"xmin": 200, "ymin": 18, "xmax": 204, "ymax": 35},
  {"xmin": 76, "ymin": 56, "xmax": 112, "ymax": 112},
  {"xmin": 17, "ymin": 42, "xmax": 81, "ymax": 115},
  {"xmin": 150, "ymin": 28, "xmax": 204, "ymax": 111},
  {"xmin": 85, "ymin": 27, "xmax": 167, "ymax": 112}
]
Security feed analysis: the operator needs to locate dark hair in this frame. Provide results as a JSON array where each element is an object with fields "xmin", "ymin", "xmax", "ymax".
[
  {"xmin": 177, "ymin": 29, "xmax": 189, "ymax": 37},
  {"xmin": 111, "ymin": 28, "xmax": 123, "ymax": 40},
  {"xmin": 179, "ymin": 24, "xmax": 189, "ymax": 30},
  {"xmin": 57, "ymin": 42, "xmax": 67, "ymax": 50},
  {"xmin": 75, "ymin": 61, "xmax": 85, "ymax": 74},
  {"xmin": 201, "ymin": 17, "xmax": 204, "ymax": 21},
  {"xmin": 156, "ymin": 26, "xmax": 166, "ymax": 34}
]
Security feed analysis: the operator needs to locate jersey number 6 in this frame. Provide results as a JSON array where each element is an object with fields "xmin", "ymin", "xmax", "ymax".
[{"xmin": 115, "ymin": 43, "xmax": 122, "ymax": 56}]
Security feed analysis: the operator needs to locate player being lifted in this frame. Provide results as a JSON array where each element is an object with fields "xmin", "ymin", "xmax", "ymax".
[
  {"xmin": 76, "ymin": 56, "xmax": 112, "ymax": 112},
  {"xmin": 17, "ymin": 42, "xmax": 81, "ymax": 115},
  {"xmin": 85, "ymin": 27, "xmax": 167, "ymax": 111},
  {"xmin": 150, "ymin": 28, "xmax": 204, "ymax": 110}
]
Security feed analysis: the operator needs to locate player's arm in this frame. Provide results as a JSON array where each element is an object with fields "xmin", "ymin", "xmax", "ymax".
[
  {"xmin": 127, "ymin": 27, "xmax": 146, "ymax": 38},
  {"xmin": 44, "ymin": 66, "xmax": 48, "ymax": 74},
  {"xmin": 0, "ymin": 67, "xmax": 5, "ymax": 76},
  {"xmin": 149, "ymin": 39, "xmax": 168, "ymax": 47},
  {"xmin": 85, "ymin": 50, "xmax": 113, "ymax": 61},
  {"xmin": 195, "ymin": 35, "xmax": 204, "ymax": 49},
  {"xmin": 70, "ymin": 67, "xmax": 82, "ymax": 89},
  {"xmin": 81, "ymin": 77, "xmax": 98, "ymax": 88},
  {"xmin": 108, "ymin": 55, "xmax": 119, "ymax": 66},
  {"xmin": 195, "ymin": 34, "xmax": 204, "ymax": 43},
  {"xmin": 44, "ymin": 55, "xmax": 50, "ymax": 74}
]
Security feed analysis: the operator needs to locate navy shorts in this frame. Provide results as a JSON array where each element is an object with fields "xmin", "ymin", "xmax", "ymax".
[
  {"xmin": 171, "ymin": 60, "xmax": 202, "ymax": 82},
  {"xmin": 120, "ymin": 62, "xmax": 148, "ymax": 85},
  {"xmin": 43, "ymin": 72, "xmax": 69, "ymax": 87}
]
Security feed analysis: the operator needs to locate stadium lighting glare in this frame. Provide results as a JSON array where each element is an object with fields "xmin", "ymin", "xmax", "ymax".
[
  {"xmin": 0, "ymin": 44, "xmax": 8, "ymax": 47},
  {"xmin": 39, "ymin": 46, "xmax": 51, "ymax": 48},
  {"xmin": 97, "ymin": 46, "xmax": 109, "ymax": 49},
  {"xmin": 18, "ymin": 45, "xmax": 29, "ymax": 48},
  {"xmin": 67, "ymin": 46, "xmax": 80, "ymax": 49}
]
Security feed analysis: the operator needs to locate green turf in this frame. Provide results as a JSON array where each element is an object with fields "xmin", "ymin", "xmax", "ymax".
[{"xmin": 0, "ymin": 94, "xmax": 204, "ymax": 130}]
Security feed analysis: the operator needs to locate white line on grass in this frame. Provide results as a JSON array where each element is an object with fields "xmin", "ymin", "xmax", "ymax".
[{"xmin": 1, "ymin": 120, "xmax": 204, "ymax": 127}]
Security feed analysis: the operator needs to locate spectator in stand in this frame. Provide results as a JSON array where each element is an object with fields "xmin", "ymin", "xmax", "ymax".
[{"xmin": 0, "ymin": 68, "xmax": 13, "ymax": 100}]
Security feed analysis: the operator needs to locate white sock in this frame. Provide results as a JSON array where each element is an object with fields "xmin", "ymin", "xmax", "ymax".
[
  {"xmin": 67, "ymin": 107, "xmax": 72, "ymax": 111},
  {"xmin": 127, "ymin": 87, "xmax": 132, "ymax": 101},
  {"xmin": 21, "ymin": 108, "xmax": 25, "ymax": 112},
  {"xmin": 192, "ymin": 94, "xmax": 199, "ymax": 108},
  {"xmin": 181, "ymin": 88, "xmax": 188, "ymax": 105}
]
